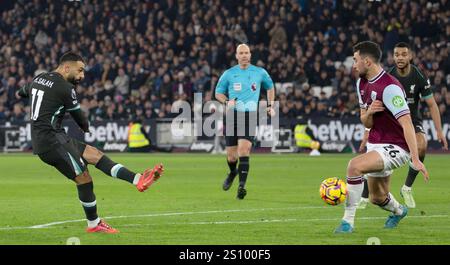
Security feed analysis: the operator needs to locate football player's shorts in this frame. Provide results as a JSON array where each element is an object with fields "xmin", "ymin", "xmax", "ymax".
[
  {"xmin": 38, "ymin": 134, "xmax": 87, "ymax": 180},
  {"xmin": 365, "ymin": 143, "xmax": 410, "ymax": 178}
]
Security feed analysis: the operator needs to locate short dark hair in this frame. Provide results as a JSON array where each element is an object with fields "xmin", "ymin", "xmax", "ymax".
[
  {"xmin": 394, "ymin": 42, "xmax": 411, "ymax": 51},
  {"xmin": 59, "ymin": 52, "xmax": 85, "ymax": 65},
  {"xmin": 353, "ymin": 41, "xmax": 382, "ymax": 63}
]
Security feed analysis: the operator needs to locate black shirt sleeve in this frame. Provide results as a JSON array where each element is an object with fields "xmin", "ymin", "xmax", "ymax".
[
  {"xmin": 69, "ymin": 109, "xmax": 90, "ymax": 132},
  {"xmin": 60, "ymin": 84, "xmax": 80, "ymax": 111},
  {"xmin": 58, "ymin": 84, "xmax": 89, "ymax": 132},
  {"xmin": 417, "ymin": 70, "xmax": 433, "ymax": 99},
  {"xmin": 17, "ymin": 83, "xmax": 31, "ymax": 98}
]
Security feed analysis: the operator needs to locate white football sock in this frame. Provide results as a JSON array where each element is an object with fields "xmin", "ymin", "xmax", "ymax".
[
  {"xmin": 379, "ymin": 193, "xmax": 404, "ymax": 215},
  {"xmin": 342, "ymin": 176, "xmax": 364, "ymax": 226},
  {"xmin": 87, "ymin": 217, "xmax": 101, "ymax": 228},
  {"xmin": 402, "ymin": 185, "xmax": 412, "ymax": 191},
  {"xmin": 133, "ymin": 173, "xmax": 141, "ymax": 185}
]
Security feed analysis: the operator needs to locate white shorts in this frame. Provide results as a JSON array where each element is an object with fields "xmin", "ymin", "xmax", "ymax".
[{"xmin": 365, "ymin": 143, "xmax": 411, "ymax": 178}]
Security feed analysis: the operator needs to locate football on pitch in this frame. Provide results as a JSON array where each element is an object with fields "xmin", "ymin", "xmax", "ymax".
[{"xmin": 319, "ymin": 177, "xmax": 347, "ymax": 205}]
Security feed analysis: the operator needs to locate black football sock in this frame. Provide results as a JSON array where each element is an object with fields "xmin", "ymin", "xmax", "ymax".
[
  {"xmin": 405, "ymin": 154, "xmax": 425, "ymax": 188},
  {"xmin": 227, "ymin": 159, "xmax": 238, "ymax": 175},
  {"xmin": 95, "ymin": 155, "xmax": 136, "ymax": 184},
  {"xmin": 361, "ymin": 178, "xmax": 369, "ymax": 199},
  {"xmin": 77, "ymin": 182, "xmax": 98, "ymax": 222},
  {"xmin": 238, "ymin": 156, "xmax": 249, "ymax": 187}
]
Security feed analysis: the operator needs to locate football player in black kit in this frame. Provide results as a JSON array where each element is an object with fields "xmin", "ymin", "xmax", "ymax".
[
  {"xmin": 17, "ymin": 52, "xmax": 164, "ymax": 233},
  {"xmin": 358, "ymin": 42, "xmax": 448, "ymax": 209}
]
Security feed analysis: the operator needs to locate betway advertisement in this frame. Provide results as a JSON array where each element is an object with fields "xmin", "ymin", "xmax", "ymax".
[
  {"xmin": 304, "ymin": 118, "xmax": 450, "ymax": 151},
  {"xmin": 3, "ymin": 120, "xmax": 156, "ymax": 152},
  {"xmin": 2, "ymin": 118, "xmax": 449, "ymax": 152}
]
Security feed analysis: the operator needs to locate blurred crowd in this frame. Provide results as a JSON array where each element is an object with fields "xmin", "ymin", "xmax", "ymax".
[{"xmin": 0, "ymin": 0, "xmax": 449, "ymax": 124}]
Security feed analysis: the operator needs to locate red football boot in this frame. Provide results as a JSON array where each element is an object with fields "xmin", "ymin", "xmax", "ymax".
[
  {"xmin": 136, "ymin": 163, "xmax": 164, "ymax": 192},
  {"xmin": 86, "ymin": 220, "xmax": 119, "ymax": 234}
]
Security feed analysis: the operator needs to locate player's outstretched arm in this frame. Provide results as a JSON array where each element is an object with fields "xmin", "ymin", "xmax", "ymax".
[
  {"xmin": 425, "ymin": 97, "xmax": 448, "ymax": 150},
  {"xmin": 398, "ymin": 114, "xmax": 430, "ymax": 181}
]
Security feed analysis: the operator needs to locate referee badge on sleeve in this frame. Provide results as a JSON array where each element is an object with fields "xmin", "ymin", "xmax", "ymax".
[{"xmin": 233, "ymin": 83, "xmax": 242, "ymax": 91}]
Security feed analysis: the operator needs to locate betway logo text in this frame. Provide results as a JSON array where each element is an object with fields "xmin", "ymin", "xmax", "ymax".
[
  {"xmin": 308, "ymin": 121, "xmax": 365, "ymax": 141},
  {"xmin": 84, "ymin": 123, "xmax": 149, "ymax": 143}
]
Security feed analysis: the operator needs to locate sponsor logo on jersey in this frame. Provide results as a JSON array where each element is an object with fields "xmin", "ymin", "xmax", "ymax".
[
  {"xmin": 233, "ymin": 83, "xmax": 242, "ymax": 91},
  {"xmin": 392, "ymin": 95, "xmax": 405, "ymax": 107},
  {"xmin": 410, "ymin": 85, "xmax": 415, "ymax": 94}
]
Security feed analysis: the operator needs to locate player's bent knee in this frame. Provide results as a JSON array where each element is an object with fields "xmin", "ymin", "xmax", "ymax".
[
  {"xmin": 237, "ymin": 145, "xmax": 251, "ymax": 157},
  {"xmin": 227, "ymin": 155, "xmax": 238, "ymax": 162},
  {"xmin": 238, "ymin": 149, "xmax": 250, "ymax": 157},
  {"xmin": 417, "ymin": 134, "xmax": 428, "ymax": 156},
  {"xmin": 74, "ymin": 171, "xmax": 92, "ymax": 185},
  {"xmin": 347, "ymin": 159, "xmax": 362, "ymax": 176}
]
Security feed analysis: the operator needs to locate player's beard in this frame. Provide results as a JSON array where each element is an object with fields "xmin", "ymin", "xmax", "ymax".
[
  {"xmin": 396, "ymin": 62, "xmax": 408, "ymax": 70},
  {"xmin": 67, "ymin": 75, "xmax": 81, "ymax": 85},
  {"xmin": 358, "ymin": 69, "xmax": 368, "ymax": 79}
]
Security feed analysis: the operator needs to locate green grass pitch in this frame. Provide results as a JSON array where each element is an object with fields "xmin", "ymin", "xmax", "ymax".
[{"xmin": 0, "ymin": 153, "xmax": 449, "ymax": 245}]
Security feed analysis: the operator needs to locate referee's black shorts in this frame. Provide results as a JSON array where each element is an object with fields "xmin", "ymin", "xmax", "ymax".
[
  {"xmin": 224, "ymin": 110, "xmax": 257, "ymax": 147},
  {"xmin": 38, "ymin": 133, "xmax": 87, "ymax": 180}
]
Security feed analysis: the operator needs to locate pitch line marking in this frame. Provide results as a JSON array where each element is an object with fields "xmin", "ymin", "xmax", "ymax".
[
  {"xmin": 119, "ymin": 214, "xmax": 449, "ymax": 226},
  {"xmin": 0, "ymin": 206, "xmax": 325, "ymax": 230},
  {"xmin": 0, "ymin": 206, "xmax": 447, "ymax": 230}
]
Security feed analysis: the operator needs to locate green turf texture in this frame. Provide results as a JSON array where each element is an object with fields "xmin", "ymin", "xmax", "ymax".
[{"xmin": 0, "ymin": 153, "xmax": 448, "ymax": 245}]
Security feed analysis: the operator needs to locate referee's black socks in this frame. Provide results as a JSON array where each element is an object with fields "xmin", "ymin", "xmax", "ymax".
[
  {"xmin": 227, "ymin": 159, "xmax": 238, "ymax": 175},
  {"xmin": 95, "ymin": 155, "xmax": 137, "ymax": 184},
  {"xmin": 238, "ymin": 156, "xmax": 249, "ymax": 187}
]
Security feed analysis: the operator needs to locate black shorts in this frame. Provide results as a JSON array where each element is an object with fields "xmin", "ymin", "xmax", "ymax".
[
  {"xmin": 38, "ymin": 134, "xmax": 87, "ymax": 180},
  {"xmin": 413, "ymin": 120, "xmax": 425, "ymax": 134},
  {"xmin": 224, "ymin": 110, "xmax": 257, "ymax": 147}
]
